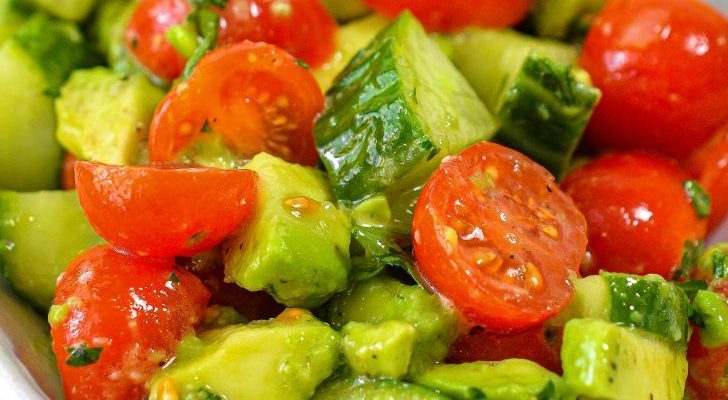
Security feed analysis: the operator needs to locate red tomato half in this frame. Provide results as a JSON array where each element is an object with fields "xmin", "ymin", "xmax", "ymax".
[
  {"xmin": 687, "ymin": 124, "xmax": 728, "ymax": 233},
  {"xmin": 50, "ymin": 245, "xmax": 210, "ymax": 400},
  {"xmin": 148, "ymin": 42, "xmax": 323, "ymax": 166},
  {"xmin": 363, "ymin": 0, "xmax": 532, "ymax": 32},
  {"xmin": 562, "ymin": 152, "xmax": 707, "ymax": 279},
  {"xmin": 125, "ymin": 0, "xmax": 190, "ymax": 82},
  {"xmin": 75, "ymin": 162, "xmax": 258, "ymax": 259},
  {"xmin": 219, "ymin": 0, "xmax": 337, "ymax": 68},
  {"xmin": 412, "ymin": 142, "xmax": 587, "ymax": 331},
  {"xmin": 580, "ymin": 0, "xmax": 728, "ymax": 159},
  {"xmin": 687, "ymin": 328, "xmax": 728, "ymax": 399}
]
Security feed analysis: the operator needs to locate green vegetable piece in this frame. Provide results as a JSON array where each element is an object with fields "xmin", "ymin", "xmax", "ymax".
[
  {"xmin": 223, "ymin": 153, "xmax": 351, "ymax": 308},
  {"xmin": 326, "ymin": 275, "xmax": 458, "ymax": 376},
  {"xmin": 561, "ymin": 318, "xmax": 688, "ymax": 400},
  {"xmin": 415, "ymin": 360, "xmax": 572, "ymax": 400},
  {"xmin": 166, "ymin": 24, "xmax": 198, "ymax": 59},
  {"xmin": 313, "ymin": 376, "xmax": 449, "ymax": 400},
  {"xmin": 698, "ymin": 243, "xmax": 728, "ymax": 281},
  {"xmin": 673, "ymin": 239, "xmax": 704, "ymax": 281},
  {"xmin": 677, "ymin": 279, "xmax": 709, "ymax": 300},
  {"xmin": 149, "ymin": 310, "xmax": 341, "ymax": 400},
  {"xmin": 0, "ymin": 191, "xmax": 104, "ymax": 310},
  {"xmin": 684, "ymin": 180, "xmax": 711, "ymax": 218},
  {"xmin": 315, "ymin": 13, "xmax": 496, "ymax": 231},
  {"xmin": 692, "ymin": 290, "xmax": 728, "ymax": 348},
  {"xmin": 548, "ymin": 274, "xmax": 611, "ymax": 325},
  {"xmin": 181, "ymin": 6, "xmax": 220, "ymax": 79},
  {"xmin": 92, "ymin": 0, "xmax": 146, "ymax": 77},
  {"xmin": 342, "ymin": 320, "xmax": 416, "ymax": 379},
  {"xmin": 200, "ymin": 305, "xmax": 247, "ymax": 331},
  {"xmin": 25, "ymin": 0, "xmax": 98, "ymax": 21},
  {"xmin": 320, "ymin": 0, "xmax": 370, "ymax": 21},
  {"xmin": 65, "ymin": 344, "xmax": 103, "ymax": 367},
  {"xmin": 533, "ymin": 0, "xmax": 605, "ymax": 39},
  {"xmin": 0, "ymin": 0, "xmax": 30, "ymax": 44},
  {"xmin": 56, "ymin": 68, "xmax": 165, "ymax": 165}
]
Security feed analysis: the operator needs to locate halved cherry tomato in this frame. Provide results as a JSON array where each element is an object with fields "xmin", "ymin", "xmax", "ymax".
[
  {"xmin": 75, "ymin": 162, "xmax": 258, "ymax": 258},
  {"xmin": 362, "ymin": 0, "xmax": 532, "ymax": 32},
  {"xmin": 125, "ymin": 0, "xmax": 190, "ymax": 82},
  {"xmin": 687, "ymin": 323, "xmax": 728, "ymax": 399},
  {"xmin": 562, "ymin": 152, "xmax": 707, "ymax": 279},
  {"xmin": 219, "ymin": 0, "xmax": 337, "ymax": 68},
  {"xmin": 687, "ymin": 124, "xmax": 728, "ymax": 233},
  {"xmin": 412, "ymin": 142, "xmax": 587, "ymax": 331},
  {"xmin": 580, "ymin": 0, "xmax": 728, "ymax": 159},
  {"xmin": 61, "ymin": 153, "xmax": 78, "ymax": 190},
  {"xmin": 50, "ymin": 245, "xmax": 210, "ymax": 400},
  {"xmin": 148, "ymin": 42, "xmax": 323, "ymax": 166}
]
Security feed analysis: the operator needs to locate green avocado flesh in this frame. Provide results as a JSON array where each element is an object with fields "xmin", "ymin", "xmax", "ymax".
[
  {"xmin": 313, "ymin": 376, "xmax": 449, "ymax": 400},
  {"xmin": 342, "ymin": 320, "xmax": 416, "ymax": 379}
]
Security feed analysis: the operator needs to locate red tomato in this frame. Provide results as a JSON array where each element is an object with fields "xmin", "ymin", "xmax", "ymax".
[
  {"xmin": 75, "ymin": 162, "xmax": 258, "ymax": 259},
  {"xmin": 50, "ymin": 245, "xmax": 210, "ymax": 400},
  {"xmin": 125, "ymin": 0, "xmax": 190, "ymax": 82},
  {"xmin": 412, "ymin": 142, "xmax": 587, "ymax": 331},
  {"xmin": 362, "ymin": 0, "xmax": 532, "ymax": 32},
  {"xmin": 61, "ymin": 153, "xmax": 78, "ymax": 190},
  {"xmin": 580, "ymin": 0, "xmax": 728, "ymax": 159},
  {"xmin": 562, "ymin": 152, "xmax": 707, "ymax": 279},
  {"xmin": 447, "ymin": 325, "xmax": 563, "ymax": 373},
  {"xmin": 687, "ymin": 328, "xmax": 728, "ymax": 399},
  {"xmin": 148, "ymin": 42, "xmax": 323, "ymax": 166},
  {"xmin": 686, "ymin": 124, "xmax": 728, "ymax": 233},
  {"xmin": 219, "ymin": 0, "xmax": 337, "ymax": 68}
]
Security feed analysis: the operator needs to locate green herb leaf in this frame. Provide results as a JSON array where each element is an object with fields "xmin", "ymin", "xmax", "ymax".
[
  {"xmin": 169, "ymin": 272, "xmax": 180, "ymax": 283},
  {"xmin": 295, "ymin": 59, "xmax": 310, "ymax": 70},
  {"xmin": 673, "ymin": 240, "xmax": 704, "ymax": 281},
  {"xmin": 65, "ymin": 344, "xmax": 103, "ymax": 367},
  {"xmin": 190, "ymin": 0, "xmax": 228, "ymax": 7},
  {"xmin": 677, "ymin": 279, "xmax": 709, "ymax": 301},
  {"xmin": 351, "ymin": 226, "xmax": 418, "ymax": 283},
  {"xmin": 684, "ymin": 180, "xmax": 711, "ymax": 218},
  {"xmin": 537, "ymin": 381, "xmax": 556, "ymax": 400},
  {"xmin": 200, "ymin": 119, "xmax": 212, "ymax": 133},
  {"xmin": 714, "ymin": 252, "xmax": 728, "ymax": 279}
]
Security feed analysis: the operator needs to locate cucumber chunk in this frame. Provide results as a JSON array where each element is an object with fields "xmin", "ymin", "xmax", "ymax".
[
  {"xmin": 55, "ymin": 67, "xmax": 165, "ymax": 165},
  {"xmin": 0, "ymin": 190, "xmax": 103, "ymax": 310},
  {"xmin": 313, "ymin": 376, "xmax": 450, "ymax": 400},
  {"xmin": 25, "ymin": 0, "xmax": 98, "ymax": 21},
  {"xmin": 314, "ymin": 13, "xmax": 496, "ymax": 231},
  {"xmin": 561, "ymin": 318, "xmax": 687, "ymax": 400},
  {"xmin": 0, "ymin": 0, "xmax": 30, "ymax": 44},
  {"xmin": 222, "ymin": 153, "xmax": 351, "ymax": 309}
]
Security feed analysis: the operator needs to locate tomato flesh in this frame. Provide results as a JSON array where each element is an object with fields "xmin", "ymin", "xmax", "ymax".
[
  {"xmin": 412, "ymin": 142, "xmax": 587, "ymax": 331},
  {"xmin": 61, "ymin": 153, "xmax": 78, "ymax": 190},
  {"xmin": 50, "ymin": 245, "xmax": 210, "ymax": 400},
  {"xmin": 75, "ymin": 162, "xmax": 258, "ymax": 259},
  {"xmin": 686, "ymin": 124, "xmax": 728, "ymax": 233},
  {"xmin": 580, "ymin": 0, "xmax": 728, "ymax": 159},
  {"xmin": 148, "ymin": 42, "xmax": 323, "ymax": 166}
]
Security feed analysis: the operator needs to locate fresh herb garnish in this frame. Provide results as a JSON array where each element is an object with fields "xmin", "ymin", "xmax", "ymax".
[
  {"xmin": 676, "ymin": 279, "xmax": 708, "ymax": 300},
  {"xmin": 65, "ymin": 344, "xmax": 103, "ymax": 367},
  {"xmin": 169, "ymin": 272, "xmax": 180, "ymax": 283},
  {"xmin": 684, "ymin": 180, "xmax": 711, "ymax": 218},
  {"xmin": 200, "ymin": 119, "xmax": 213, "ymax": 133},
  {"xmin": 294, "ymin": 59, "xmax": 310, "ymax": 70},
  {"xmin": 537, "ymin": 381, "xmax": 556, "ymax": 400},
  {"xmin": 714, "ymin": 252, "xmax": 728, "ymax": 279},
  {"xmin": 672, "ymin": 240, "xmax": 703, "ymax": 281}
]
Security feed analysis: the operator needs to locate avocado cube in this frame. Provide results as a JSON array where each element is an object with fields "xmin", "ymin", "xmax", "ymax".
[
  {"xmin": 314, "ymin": 376, "xmax": 449, "ymax": 400},
  {"xmin": 222, "ymin": 153, "xmax": 351, "ymax": 309},
  {"xmin": 342, "ymin": 320, "xmax": 416, "ymax": 379}
]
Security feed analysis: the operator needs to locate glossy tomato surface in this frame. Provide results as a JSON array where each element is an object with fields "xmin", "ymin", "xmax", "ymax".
[
  {"xmin": 687, "ymin": 327, "xmax": 728, "ymax": 399},
  {"xmin": 562, "ymin": 152, "xmax": 707, "ymax": 278},
  {"xmin": 50, "ymin": 245, "xmax": 210, "ymax": 400},
  {"xmin": 75, "ymin": 162, "xmax": 258, "ymax": 259},
  {"xmin": 412, "ymin": 142, "xmax": 587, "ymax": 331},
  {"xmin": 148, "ymin": 42, "xmax": 323, "ymax": 166},
  {"xmin": 580, "ymin": 0, "xmax": 728, "ymax": 159},
  {"xmin": 687, "ymin": 123, "xmax": 728, "ymax": 233}
]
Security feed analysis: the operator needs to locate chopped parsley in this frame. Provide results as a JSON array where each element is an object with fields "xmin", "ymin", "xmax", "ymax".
[
  {"xmin": 169, "ymin": 272, "xmax": 180, "ymax": 283},
  {"xmin": 295, "ymin": 59, "xmax": 311, "ymax": 71},
  {"xmin": 65, "ymin": 344, "xmax": 103, "ymax": 367},
  {"xmin": 714, "ymin": 252, "xmax": 728, "ymax": 279},
  {"xmin": 676, "ymin": 279, "xmax": 708, "ymax": 301},
  {"xmin": 684, "ymin": 180, "xmax": 711, "ymax": 218},
  {"xmin": 672, "ymin": 240, "xmax": 703, "ymax": 281}
]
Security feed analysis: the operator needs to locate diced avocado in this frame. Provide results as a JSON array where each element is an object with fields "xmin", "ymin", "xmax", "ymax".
[
  {"xmin": 449, "ymin": 29, "xmax": 600, "ymax": 177},
  {"xmin": 92, "ymin": 0, "xmax": 145, "ymax": 77},
  {"xmin": 55, "ymin": 67, "xmax": 164, "ymax": 165},
  {"xmin": 222, "ymin": 153, "xmax": 351, "ymax": 308},
  {"xmin": 342, "ymin": 320, "xmax": 416, "ymax": 379},
  {"xmin": 25, "ymin": 0, "xmax": 98, "ymax": 21},
  {"xmin": 200, "ymin": 305, "xmax": 247, "ymax": 331},
  {"xmin": 0, "ymin": 191, "xmax": 104, "ymax": 310},
  {"xmin": 320, "ymin": 0, "xmax": 370, "ymax": 21},
  {"xmin": 692, "ymin": 290, "xmax": 728, "ymax": 348},
  {"xmin": 696, "ymin": 242, "xmax": 728, "ymax": 281},
  {"xmin": 0, "ymin": 14, "xmax": 87, "ymax": 191},
  {"xmin": 313, "ymin": 376, "xmax": 450, "ymax": 400},
  {"xmin": 0, "ymin": 0, "xmax": 30, "ymax": 44},
  {"xmin": 314, "ymin": 13, "xmax": 497, "ymax": 231},
  {"xmin": 533, "ymin": 0, "xmax": 605, "ymax": 39},
  {"xmin": 326, "ymin": 275, "xmax": 458, "ymax": 376},
  {"xmin": 415, "ymin": 360, "xmax": 572, "ymax": 400},
  {"xmin": 149, "ymin": 309, "xmax": 342, "ymax": 400},
  {"xmin": 561, "ymin": 318, "xmax": 688, "ymax": 400},
  {"xmin": 314, "ymin": 14, "xmax": 389, "ymax": 91}
]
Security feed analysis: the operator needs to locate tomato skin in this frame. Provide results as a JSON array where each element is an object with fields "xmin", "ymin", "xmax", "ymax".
[
  {"xmin": 687, "ymin": 327, "xmax": 728, "ymax": 399},
  {"xmin": 562, "ymin": 152, "xmax": 707, "ymax": 279},
  {"xmin": 219, "ymin": 0, "xmax": 337, "ymax": 69},
  {"xmin": 686, "ymin": 124, "xmax": 728, "ymax": 233},
  {"xmin": 580, "ymin": 0, "xmax": 728, "ymax": 159},
  {"xmin": 412, "ymin": 142, "xmax": 587, "ymax": 332},
  {"xmin": 50, "ymin": 245, "xmax": 210, "ymax": 400},
  {"xmin": 148, "ymin": 42, "xmax": 323, "ymax": 166},
  {"xmin": 362, "ymin": 0, "xmax": 532, "ymax": 32},
  {"xmin": 125, "ymin": 0, "xmax": 190, "ymax": 82},
  {"xmin": 75, "ymin": 162, "xmax": 258, "ymax": 259},
  {"xmin": 61, "ymin": 153, "xmax": 78, "ymax": 190}
]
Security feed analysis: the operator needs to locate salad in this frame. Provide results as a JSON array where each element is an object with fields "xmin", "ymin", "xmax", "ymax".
[{"xmin": 0, "ymin": 0, "xmax": 727, "ymax": 399}]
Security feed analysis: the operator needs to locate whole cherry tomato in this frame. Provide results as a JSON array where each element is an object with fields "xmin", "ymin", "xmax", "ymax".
[
  {"xmin": 75, "ymin": 162, "xmax": 258, "ymax": 259},
  {"xmin": 61, "ymin": 153, "xmax": 78, "ymax": 190},
  {"xmin": 562, "ymin": 152, "xmax": 708, "ymax": 279},
  {"xmin": 50, "ymin": 245, "xmax": 210, "ymax": 400},
  {"xmin": 580, "ymin": 0, "xmax": 728, "ymax": 159},
  {"xmin": 686, "ymin": 124, "xmax": 728, "ymax": 233},
  {"xmin": 412, "ymin": 142, "xmax": 587, "ymax": 332}
]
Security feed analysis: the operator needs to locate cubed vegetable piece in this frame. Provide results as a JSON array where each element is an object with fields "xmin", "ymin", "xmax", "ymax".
[
  {"xmin": 561, "ymin": 318, "xmax": 688, "ymax": 400},
  {"xmin": 25, "ymin": 0, "xmax": 98, "ymax": 21},
  {"xmin": 56, "ymin": 68, "xmax": 164, "ymax": 165},
  {"xmin": 0, "ymin": 14, "xmax": 86, "ymax": 191},
  {"xmin": 696, "ymin": 242, "xmax": 728, "ymax": 281},
  {"xmin": 533, "ymin": 0, "xmax": 605, "ymax": 39},
  {"xmin": 326, "ymin": 275, "xmax": 458, "ymax": 376},
  {"xmin": 449, "ymin": 29, "xmax": 600, "ymax": 177},
  {"xmin": 222, "ymin": 153, "xmax": 351, "ymax": 309},
  {"xmin": 313, "ymin": 376, "xmax": 449, "ymax": 400},
  {"xmin": 0, "ymin": 0, "xmax": 29, "ymax": 44},
  {"xmin": 342, "ymin": 320, "xmax": 416, "ymax": 379},
  {"xmin": 149, "ymin": 309, "xmax": 341, "ymax": 400},
  {"xmin": 415, "ymin": 359, "xmax": 572, "ymax": 400},
  {"xmin": 92, "ymin": 0, "xmax": 145, "ymax": 76},
  {"xmin": 320, "ymin": 0, "xmax": 370, "ymax": 21},
  {"xmin": 0, "ymin": 191, "xmax": 103, "ymax": 310},
  {"xmin": 314, "ymin": 12, "xmax": 496, "ymax": 231},
  {"xmin": 692, "ymin": 290, "xmax": 728, "ymax": 348}
]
